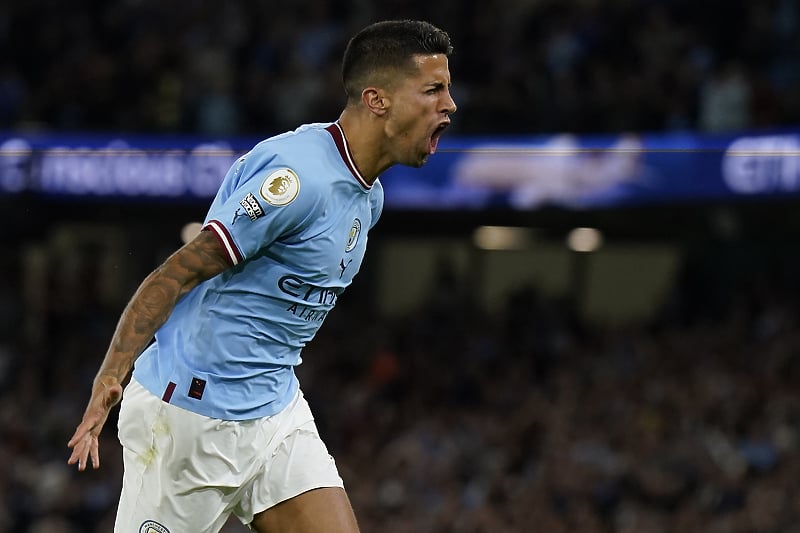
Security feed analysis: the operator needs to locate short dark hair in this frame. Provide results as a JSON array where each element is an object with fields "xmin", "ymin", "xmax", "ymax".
[{"xmin": 342, "ymin": 20, "xmax": 453, "ymax": 102}]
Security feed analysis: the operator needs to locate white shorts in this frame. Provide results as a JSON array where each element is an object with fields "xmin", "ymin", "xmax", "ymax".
[{"xmin": 114, "ymin": 378, "xmax": 344, "ymax": 533}]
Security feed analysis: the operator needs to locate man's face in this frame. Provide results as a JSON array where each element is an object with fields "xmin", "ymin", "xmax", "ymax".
[{"xmin": 384, "ymin": 54, "xmax": 456, "ymax": 167}]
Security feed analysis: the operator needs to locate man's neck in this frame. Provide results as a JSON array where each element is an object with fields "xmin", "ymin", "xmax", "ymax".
[{"xmin": 337, "ymin": 108, "xmax": 392, "ymax": 185}]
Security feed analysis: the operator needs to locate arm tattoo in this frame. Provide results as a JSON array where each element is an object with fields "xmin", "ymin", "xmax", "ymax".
[{"xmin": 95, "ymin": 230, "xmax": 230, "ymax": 386}]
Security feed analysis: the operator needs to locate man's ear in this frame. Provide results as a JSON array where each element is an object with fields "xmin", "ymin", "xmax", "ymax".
[{"xmin": 362, "ymin": 87, "xmax": 389, "ymax": 116}]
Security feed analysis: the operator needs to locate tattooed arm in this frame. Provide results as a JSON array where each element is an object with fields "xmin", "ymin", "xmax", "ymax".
[{"xmin": 67, "ymin": 228, "xmax": 231, "ymax": 471}]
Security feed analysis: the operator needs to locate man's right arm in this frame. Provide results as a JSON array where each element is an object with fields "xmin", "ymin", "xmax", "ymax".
[{"xmin": 67, "ymin": 228, "xmax": 232, "ymax": 470}]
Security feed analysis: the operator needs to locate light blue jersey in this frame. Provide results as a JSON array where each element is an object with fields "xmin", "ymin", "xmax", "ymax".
[{"xmin": 133, "ymin": 122, "xmax": 384, "ymax": 420}]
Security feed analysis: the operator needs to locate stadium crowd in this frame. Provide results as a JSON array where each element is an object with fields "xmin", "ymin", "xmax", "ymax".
[
  {"xmin": 1, "ymin": 231, "xmax": 800, "ymax": 532},
  {"xmin": 0, "ymin": 0, "xmax": 799, "ymax": 136}
]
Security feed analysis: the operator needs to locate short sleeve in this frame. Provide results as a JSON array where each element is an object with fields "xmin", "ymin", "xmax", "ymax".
[{"xmin": 202, "ymin": 160, "xmax": 323, "ymax": 266}]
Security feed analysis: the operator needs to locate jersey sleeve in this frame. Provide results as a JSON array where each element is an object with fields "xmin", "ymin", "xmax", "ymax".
[{"xmin": 202, "ymin": 155, "xmax": 323, "ymax": 266}]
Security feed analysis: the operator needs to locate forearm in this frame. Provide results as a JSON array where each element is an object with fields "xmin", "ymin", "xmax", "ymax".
[
  {"xmin": 93, "ymin": 267, "xmax": 185, "ymax": 387},
  {"xmin": 91, "ymin": 229, "xmax": 230, "ymax": 388}
]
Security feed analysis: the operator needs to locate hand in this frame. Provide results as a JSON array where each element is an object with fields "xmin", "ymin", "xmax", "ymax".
[{"xmin": 67, "ymin": 379, "xmax": 123, "ymax": 471}]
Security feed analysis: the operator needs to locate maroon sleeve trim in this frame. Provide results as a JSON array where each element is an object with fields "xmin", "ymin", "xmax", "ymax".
[{"xmin": 202, "ymin": 220, "xmax": 243, "ymax": 266}]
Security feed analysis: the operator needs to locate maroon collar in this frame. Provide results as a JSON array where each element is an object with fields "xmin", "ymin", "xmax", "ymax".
[{"xmin": 325, "ymin": 122, "xmax": 371, "ymax": 189}]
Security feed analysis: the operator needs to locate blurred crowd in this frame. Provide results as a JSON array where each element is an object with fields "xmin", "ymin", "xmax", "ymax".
[
  {"xmin": 2, "ymin": 225, "xmax": 800, "ymax": 532},
  {"xmin": 1, "ymin": 0, "xmax": 799, "ymax": 137}
]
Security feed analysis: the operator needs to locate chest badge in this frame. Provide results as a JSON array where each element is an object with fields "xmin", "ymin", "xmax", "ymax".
[{"xmin": 345, "ymin": 218, "xmax": 362, "ymax": 252}]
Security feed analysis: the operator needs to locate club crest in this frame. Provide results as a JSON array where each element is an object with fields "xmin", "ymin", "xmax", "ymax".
[
  {"xmin": 139, "ymin": 520, "xmax": 170, "ymax": 533},
  {"xmin": 345, "ymin": 218, "xmax": 362, "ymax": 252}
]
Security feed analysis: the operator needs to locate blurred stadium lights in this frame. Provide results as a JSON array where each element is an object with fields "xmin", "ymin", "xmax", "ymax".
[
  {"xmin": 566, "ymin": 227, "xmax": 604, "ymax": 252},
  {"xmin": 180, "ymin": 221, "xmax": 203, "ymax": 243},
  {"xmin": 472, "ymin": 225, "xmax": 532, "ymax": 250}
]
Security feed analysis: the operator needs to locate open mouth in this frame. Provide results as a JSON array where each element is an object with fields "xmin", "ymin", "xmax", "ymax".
[{"xmin": 429, "ymin": 122, "xmax": 450, "ymax": 154}]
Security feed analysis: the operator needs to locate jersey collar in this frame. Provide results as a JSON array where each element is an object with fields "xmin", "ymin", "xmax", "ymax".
[{"xmin": 325, "ymin": 122, "xmax": 371, "ymax": 190}]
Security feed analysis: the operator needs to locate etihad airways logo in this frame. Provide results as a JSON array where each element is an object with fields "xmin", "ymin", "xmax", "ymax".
[{"xmin": 277, "ymin": 274, "xmax": 343, "ymax": 322}]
